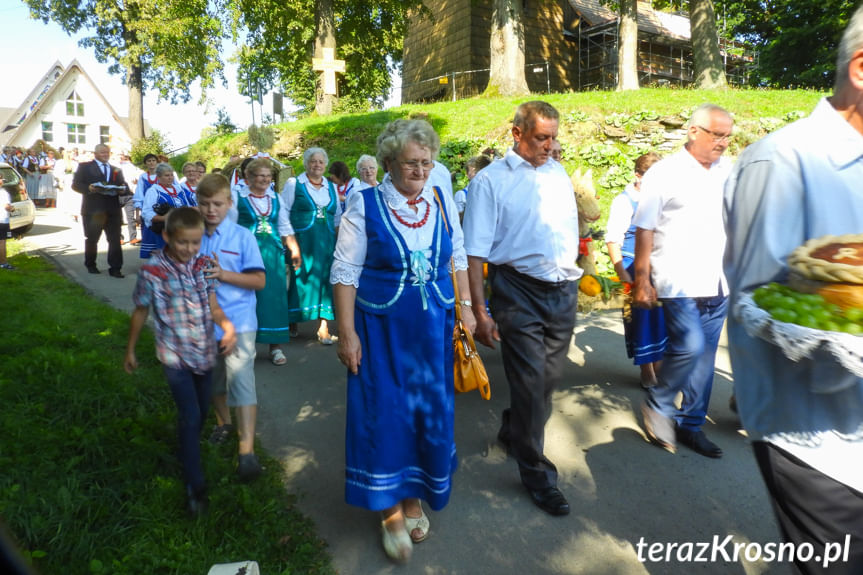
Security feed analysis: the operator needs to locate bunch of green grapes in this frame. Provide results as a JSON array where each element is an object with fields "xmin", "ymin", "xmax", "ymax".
[{"xmin": 753, "ymin": 282, "xmax": 863, "ymax": 335}]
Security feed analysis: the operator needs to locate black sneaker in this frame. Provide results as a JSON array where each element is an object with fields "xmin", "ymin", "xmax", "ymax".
[
  {"xmin": 237, "ymin": 453, "xmax": 262, "ymax": 482},
  {"xmin": 208, "ymin": 423, "xmax": 235, "ymax": 444}
]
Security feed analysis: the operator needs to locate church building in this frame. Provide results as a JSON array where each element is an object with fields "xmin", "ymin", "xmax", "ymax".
[
  {"xmin": 0, "ymin": 60, "xmax": 144, "ymax": 152},
  {"xmin": 401, "ymin": 0, "xmax": 753, "ymax": 103}
]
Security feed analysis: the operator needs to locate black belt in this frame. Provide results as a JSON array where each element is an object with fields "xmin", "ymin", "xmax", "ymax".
[{"xmin": 494, "ymin": 264, "xmax": 573, "ymax": 290}]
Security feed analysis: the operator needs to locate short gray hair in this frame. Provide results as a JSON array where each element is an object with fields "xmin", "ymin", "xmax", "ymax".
[
  {"xmin": 376, "ymin": 119, "xmax": 440, "ymax": 169},
  {"xmin": 356, "ymin": 154, "xmax": 377, "ymax": 172},
  {"xmin": 835, "ymin": 4, "xmax": 863, "ymax": 93},
  {"xmin": 513, "ymin": 101, "xmax": 559, "ymax": 132},
  {"xmin": 303, "ymin": 147, "xmax": 328, "ymax": 169},
  {"xmin": 155, "ymin": 162, "xmax": 174, "ymax": 177},
  {"xmin": 688, "ymin": 103, "xmax": 732, "ymax": 129}
]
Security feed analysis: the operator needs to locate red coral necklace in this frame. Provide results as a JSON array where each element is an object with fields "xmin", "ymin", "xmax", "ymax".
[{"xmin": 390, "ymin": 197, "xmax": 430, "ymax": 229}]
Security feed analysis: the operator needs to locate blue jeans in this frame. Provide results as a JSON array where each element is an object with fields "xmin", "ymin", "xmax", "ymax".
[
  {"xmin": 163, "ymin": 365, "xmax": 213, "ymax": 491},
  {"xmin": 647, "ymin": 295, "xmax": 728, "ymax": 430}
]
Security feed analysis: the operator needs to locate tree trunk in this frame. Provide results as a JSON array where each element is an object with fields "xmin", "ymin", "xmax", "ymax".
[
  {"xmin": 486, "ymin": 0, "xmax": 530, "ymax": 97},
  {"xmin": 689, "ymin": 0, "xmax": 727, "ymax": 89},
  {"xmin": 127, "ymin": 59, "xmax": 145, "ymax": 143},
  {"xmin": 314, "ymin": 0, "xmax": 337, "ymax": 115},
  {"xmin": 617, "ymin": 0, "xmax": 639, "ymax": 91}
]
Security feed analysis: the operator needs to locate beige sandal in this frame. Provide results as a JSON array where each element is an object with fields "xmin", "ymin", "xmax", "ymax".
[
  {"xmin": 270, "ymin": 348, "xmax": 287, "ymax": 366},
  {"xmin": 381, "ymin": 519, "xmax": 412, "ymax": 563},
  {"xmin": 404, "ymin": 506, "xmax": 429, "ymax": 543}
]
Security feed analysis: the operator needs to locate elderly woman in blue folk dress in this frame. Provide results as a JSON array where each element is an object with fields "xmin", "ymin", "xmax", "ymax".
[{"xmin": 331, "ymin": 119, "xmax": 475, "ymax": 564}]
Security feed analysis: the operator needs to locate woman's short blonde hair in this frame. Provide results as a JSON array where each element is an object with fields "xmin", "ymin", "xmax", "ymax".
[
  {"xmin": 376, "ymin": 119, "xmax": 440, "ymax": 170},
  {"xmin": 245, "ymin": 158, "xmax": 274, "ymax": 178},
  {"xmin": 303, "ymin": 147, "xmax": 328, "ymax": 170}
]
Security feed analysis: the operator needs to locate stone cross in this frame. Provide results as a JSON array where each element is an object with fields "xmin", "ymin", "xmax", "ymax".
[{"xmin": 313, "ymin": 47, "xmax": 345, "ymax": 96}]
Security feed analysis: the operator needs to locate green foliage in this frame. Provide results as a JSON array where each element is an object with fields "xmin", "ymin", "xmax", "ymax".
[
  {"xmin": 230, "ymin": 0, "xmax": 426, "ymax": 115},
  {"xmin": 603, "ymin": 110, "xmax": 659, "ymax": 129},
  {"xmin": 212, "ymin": 107, "xmax": 238, "ymax": 135},
  {"xmin": 129, "ymin": 130, "xmax": 171, "ymax": 165},
  {"xmin": 24, "ymin": 0, "xmax": 225, "ymax": 129},
  {"xmin": 247, "ymin": 124, "xmax": 276, "ymax": 152},
  {"xmin": 0, "ymin": 247, "xmax": 334, "ymax": 575},
  {"xmin": 725, "ymin": 0, "xmax": 859, "ymax": 88}
]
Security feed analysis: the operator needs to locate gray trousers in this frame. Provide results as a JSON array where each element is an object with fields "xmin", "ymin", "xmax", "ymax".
[
  {"xmin": 490, "ymin": 264, "xmax": 578, "ymax": 490},
  {"xmin": 119, "ymin": 195, "xmax": 136, "ymax": 240}
]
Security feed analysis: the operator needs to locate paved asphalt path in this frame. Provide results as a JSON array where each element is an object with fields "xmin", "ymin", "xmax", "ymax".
[{"xmin": 20, "ymin": 207, "xmax": 791, "ymax": 575}]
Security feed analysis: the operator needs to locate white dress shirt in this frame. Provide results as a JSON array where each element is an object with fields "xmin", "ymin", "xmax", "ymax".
[
  {"xmin": 330, "ymin": 174, "xmax": 468, "ymax": 288},
  {"xmin": 463, "ymin": 149, "xmax": 582, "ymax": 283},
  {"xmin": 633, "ymin": 148, "xmax": 732, "ymax": 298},
  {"xmin": 605, "ymin": 183, "xmax": 638, "ymax": 246},
  {"xmin": 281, "ymin": 172, "xmax": 343, "ymax": 235},
  {"xmin": 428, "ymin": 161, "xmax": 453, "ymax": 196}
]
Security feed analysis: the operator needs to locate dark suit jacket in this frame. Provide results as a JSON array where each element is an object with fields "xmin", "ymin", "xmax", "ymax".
[{"xmin": 71, "ymin": 160, "xmax": 130, "ymax": 215}]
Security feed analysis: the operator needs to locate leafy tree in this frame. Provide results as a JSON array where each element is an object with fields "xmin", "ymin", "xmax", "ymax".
[
  {"xmin": 229, "ymin": 0, "xmax": 425, "ymax": 115},
  {"xmin": 130, "ymin": 129, "xmax": 170, "ymax": 165},
  {"xmin": 617, "ymin": 0, "xmax": 639, "ymax": 90},
  {"xmin": 213, "ymin": 107, "xmax": 238, "ymax": 135},
  {"xmin": 24, "ymin": 0, "xmax": 225, "ymax": 142},
  {"xmin": 486, "ymin": 0, "xmax": 530, "ymax": 96},
  {"xmin": 723, "ymin": 0, "xmax": 859, "ymax": 88},
  {"xmin": 654, "ymin": 0, "xmax": 727, "ymax": 88}
]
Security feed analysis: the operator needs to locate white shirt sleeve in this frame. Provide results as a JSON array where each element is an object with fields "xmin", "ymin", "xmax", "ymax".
[
  {"xmin": 632, "ymin": 171, "xmax": 662, "ymax": 231},
  {"xmin": 330, "ymin": 189, "xmax": 366, "ymax": 287},
  {"xmin": 142, "ymin": 187, "xmax": 160, "ymax": 226},
  {"xmin": 606, "ymin": 191, "xmax": 635, "ymax": 245},
  {"xmin": 462, "ymin": 170, "xmax": 497, "ymax": 259},
  {"xmin": 276, "ymin": 192, "xmax": 292, "ymax": 237},
  {"xmin": 454, "ymin": 189, "xmax": 467, "ymax": 214},
  {"xmin": 280, "ymin": 178, "xmax": 297, "ymax": 235}
]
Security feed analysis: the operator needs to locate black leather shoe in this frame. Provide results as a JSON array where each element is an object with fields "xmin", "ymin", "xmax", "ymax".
[
  {"xmin": 676, "ymin": 428, "xmax": 723, "ymax": 458},
  {"xmin": 109, "ymin": 270, "xmax": 125, "ymax": 278},
  {"xmin": 527, "ymin": 486, "xmax": 570, "ymax": 516},
  {"xmin": 86, "ymin": 266, "xmax": 100, "ymax": 274}
]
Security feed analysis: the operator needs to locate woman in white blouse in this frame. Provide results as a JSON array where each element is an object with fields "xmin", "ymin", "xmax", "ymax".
[
  {"xmin": 331, "ymin": 120, "xmax": 475, "ymax": 564},
  {"xmin": 282, "ymin": 148, "xmax": 341, "ymax": 344},
  {"xmin": 355, "ymin": 154, "xmax": 379, "ymax": 190}
]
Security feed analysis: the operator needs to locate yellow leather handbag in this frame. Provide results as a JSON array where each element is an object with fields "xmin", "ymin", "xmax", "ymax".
[{"xmin": 433, "ymin": 187, "xmax": 491, "ymax": 400}]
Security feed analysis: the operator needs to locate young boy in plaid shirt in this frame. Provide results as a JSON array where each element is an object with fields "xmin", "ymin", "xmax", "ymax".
[{"xmin": 124, "ymin": 206, "xmax": 236, "ymax": 516}]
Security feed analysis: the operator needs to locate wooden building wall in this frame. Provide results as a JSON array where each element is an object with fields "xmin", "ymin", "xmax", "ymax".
[{"xmin": 402, "ymin": 0, "xmax": 580, "ymax": 103}]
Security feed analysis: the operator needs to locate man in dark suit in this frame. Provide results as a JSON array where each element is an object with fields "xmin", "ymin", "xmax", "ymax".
[{"xmin": 72, "ymin": 144, "xmax": 130, "ymax": 277}]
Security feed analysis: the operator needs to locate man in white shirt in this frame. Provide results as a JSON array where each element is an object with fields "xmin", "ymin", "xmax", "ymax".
[
  {"xmin": 723, "ymin": 7, "xmax": 863, "ymax": 572},
  {"xmin": 464, "ymin": 101, "xmax": 581, "ymax": 516},
  {"xmin": 632, "ymin": 104, "xmax": 733, "ymax": 458}
]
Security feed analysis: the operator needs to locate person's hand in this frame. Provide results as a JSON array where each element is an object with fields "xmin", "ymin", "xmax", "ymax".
[
  {"xmin": 632, "ymin": 278, "xmax": 658, "ymax": 309},
  {"xmin": 473, "ymin": 311, "xmax": 500, "ymax": 349},
  {"xmin": 219, "ymin": 321, "xmax": 237, "ymax": 356},
  {"xmin": 338, "ymin": 329, "xmax": 362, "ymax": 375},
  {"xmin": 124, "ymin": 351, "xmax": 137, "ymax": 374},
  {"xmin": 291, "ymin": 249, "xmax": 302, "ymax": 271},
  {"xmin": 204, "ymin": 252, "xmax": 222, "ymax": 281},
  {"xmin": 617, "ymin": 268, "xmax": 633, "ymax": 284},
  {"xmin": 460, "ymin": 305, "xmax": 477, "ymax": 336}
]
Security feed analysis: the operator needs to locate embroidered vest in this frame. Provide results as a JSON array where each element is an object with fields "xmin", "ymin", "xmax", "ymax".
[
  {"xmin": 289, "ymin": 179, "xmax": 337, "ymax": 234},
  {"xmin": 356, "ymin": 186, "xmax": 454, "ymax": 315}
]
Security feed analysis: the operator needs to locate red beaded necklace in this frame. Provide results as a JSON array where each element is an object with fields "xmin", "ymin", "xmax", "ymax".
[
  {"xmin": 164, "ymin": 184, "xmax": 178, "ymax": 197},
  {"xmin": 145, "ymin": 172, "xmax": 157, "ymax": 185},
  {"xmin": 390, "ymin": 196, "xmax": 430, "ymax": 229},
  {"xmin": 248, "ymin": 193, "xmax": 272, "ymax": 217}
]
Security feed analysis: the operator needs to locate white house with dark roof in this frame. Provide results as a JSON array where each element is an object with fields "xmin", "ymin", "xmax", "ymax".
[{"xmin": 0, "ymin": 60, "xmax": 148, "ymax": 153}]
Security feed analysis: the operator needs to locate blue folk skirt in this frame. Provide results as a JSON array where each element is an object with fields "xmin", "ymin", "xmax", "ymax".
[
  {"xmin": 623, "ymin": 264, "xmax": 668, "ymax": 365},
  {"xmin": 345, "ymin": 287, "xmax": 457, "ymax": 512}
]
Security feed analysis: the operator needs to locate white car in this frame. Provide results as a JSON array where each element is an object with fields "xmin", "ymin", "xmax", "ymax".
[{"xmin": 0, "ymin": 162, "xmax": 36, "ymax": 236}]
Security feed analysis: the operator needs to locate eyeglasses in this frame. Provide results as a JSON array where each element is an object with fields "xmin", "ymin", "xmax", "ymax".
[
  {"xmin": 696, "ymin": 125, "xmax": 731, "ymax": 143},
  {"xmin": 399, "ymin": 160, "xmax": 434, "ymax": 172}
]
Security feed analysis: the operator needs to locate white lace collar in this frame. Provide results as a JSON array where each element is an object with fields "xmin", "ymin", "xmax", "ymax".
[
  {"xmin": 238, "ymin": 184, "xmax": 275, "ymax": 198},
  {"xmin": 379, "ymin": 173, "xmax": 436, "ymax": 209}
]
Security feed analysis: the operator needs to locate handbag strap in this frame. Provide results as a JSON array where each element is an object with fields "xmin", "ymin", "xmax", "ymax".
[{"xmin": 431, "ymin": 186, "xmax": 462, "ymax": 323}]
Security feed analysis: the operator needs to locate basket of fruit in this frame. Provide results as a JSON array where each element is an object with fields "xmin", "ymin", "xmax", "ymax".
[{"xmin": 735, "ymin": 234, "xmax": 863, "ymax": 377}]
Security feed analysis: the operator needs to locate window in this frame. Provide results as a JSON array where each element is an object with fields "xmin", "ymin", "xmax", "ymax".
[
  {"xmin": 66, "ymin": 91, "xmax": 84, "ymax": 117},
  {"xmin": 42, "ymin": 121, "xmax": 53, "ymax": 143},
  {"xmin": 67, "ymin": 123, "xmax": 86, "ymax": 144},
  {"xmin": 99, "ymin": 125, "xmax": 110, "ymax": 145}
]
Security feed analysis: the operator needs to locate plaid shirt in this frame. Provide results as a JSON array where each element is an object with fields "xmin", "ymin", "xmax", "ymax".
[{"xmin": 133, "ymin": 250, "xmax": 216, "ymax": 373}]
